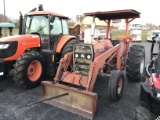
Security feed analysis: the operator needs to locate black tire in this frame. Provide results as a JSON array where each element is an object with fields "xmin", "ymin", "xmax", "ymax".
[
  {"xmin": 126, "ymin": 45, "xmax": 145, "ymax": 82},
  {"xmin": 108, "ymin": 70, "xmax": 124, "ymax": 101},
  {"xmin": 61, "ymin": 39, "xmax": 78, "ymax": 57},
  {"xmin": 13, "ymin": 51, "xmax": 45, "ymax": 89},
  {"xmin": 133, "ymin": 106, "xmax": 157, "ymax": 120}
]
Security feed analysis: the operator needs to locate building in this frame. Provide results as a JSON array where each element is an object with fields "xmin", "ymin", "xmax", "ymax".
[
  {"xmin": 118, "ymin": 19, "xmax": 148, "ymax": 30},
  {"xmin": 75, "ymin": 15, "xmax": 121, "ymax": 28}
]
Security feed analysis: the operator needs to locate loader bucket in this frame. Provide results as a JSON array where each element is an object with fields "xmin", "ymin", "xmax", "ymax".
[{"xmin": 42, "ymin": 81, "xmax": 98, "ymax": 119}]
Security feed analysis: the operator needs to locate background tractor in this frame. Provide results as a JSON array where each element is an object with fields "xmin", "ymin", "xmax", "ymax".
[
  {"xmin": 134, "ymin": 34, "xmax": 160, "ymax": 120},
  {"xmin": 28, "ymin": 9, "xmax": 146, "ymax": 119},
  {"xmin": 0, "ymin": 4, "xmax": 80, "ymax": 89}
]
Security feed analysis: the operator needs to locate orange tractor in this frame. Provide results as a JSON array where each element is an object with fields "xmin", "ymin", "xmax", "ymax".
[
  {"xmin": 0, "ymin": 5, "xmax": 80, "ymax": 89},
  {"xmin": 29, "ymin": 9, "xmax": 146, "ymax": 119}
]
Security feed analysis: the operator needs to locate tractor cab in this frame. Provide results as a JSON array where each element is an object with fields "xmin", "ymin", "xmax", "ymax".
[
  {"xmin": 18, "ymin": 5, "xmax": 80, "ymax": 51},
  {"xmin": 24, "ymin": 11, "xmax": 70, "ymax": 50}
]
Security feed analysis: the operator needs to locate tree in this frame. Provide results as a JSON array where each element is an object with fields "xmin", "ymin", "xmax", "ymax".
[
  {"xmin": 0, "ymin": 13, "xmax": 9, "ymax": 22},
  {"xmin": 146, "ymin": 23, "xmax": 160, "ymax": 30},
  {"xmin": 0, "ymin": 13, "xmax": 19, "ymax": 28},
  {"xmin": 68, "ymin": 18, "xmax": 76, "ymax": 27}
]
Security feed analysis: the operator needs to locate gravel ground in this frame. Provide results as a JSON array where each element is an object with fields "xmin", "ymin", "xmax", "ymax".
[{"xmin": 0, "ymin": 41, "xmax": 158, "ymax": 120}]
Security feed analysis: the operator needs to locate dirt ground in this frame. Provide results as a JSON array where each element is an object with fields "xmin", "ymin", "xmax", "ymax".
[{"xmin": 0, "ymin": 41, "xmax": 158, "ymax": 120}]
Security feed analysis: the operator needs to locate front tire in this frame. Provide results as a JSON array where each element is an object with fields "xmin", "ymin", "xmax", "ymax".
[
  {"xmin": 13, "ymin": 51, "xmax": 45, "ymax": 89},
  {"xmin": 108, "ymin": 70, "xmax": 124, "ymax": 101},
  {"xmin": 126, "ymin": 45, "xmax": 145, "ymax": 82}
]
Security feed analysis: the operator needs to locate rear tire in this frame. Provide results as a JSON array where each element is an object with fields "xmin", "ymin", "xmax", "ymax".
[
  {"xmin": 61, "ymin": 39, "xmax": 78, "ymax": 57},
  {"xmin": 133, "ymin": 106, "xmax": 157, "ymax": 120},
  {"xmin": 108, "ymin": 70, "xmax": 124, "ymax": 101},
  {"xmin": 13, "ymin": 51, "xmax": 45, "ymax": 89},
  {"xmin": 61, "ymin": 39, "xmax": 78, "ymax": 71},
  {"xmin": 126, "ymin": 45, "xmax": 145, "ymax": 82}
]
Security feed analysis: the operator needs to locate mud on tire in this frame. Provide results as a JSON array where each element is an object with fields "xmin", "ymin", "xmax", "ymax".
[
  {"xmin": 126, "ymin": 45, "xmax": 145, "ymax": 82},
  {"xmin": 13, "ymin": 51, "xmax": 45, "ymax": 89}
]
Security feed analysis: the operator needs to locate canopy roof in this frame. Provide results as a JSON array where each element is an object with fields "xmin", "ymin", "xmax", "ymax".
[
  {"xmin": 0, "ymin": 22, "xmax": 15, "ymax": 28},
  {"xmin": 84, "ymin": 9, "xmax": 140, "ymax": 20}
]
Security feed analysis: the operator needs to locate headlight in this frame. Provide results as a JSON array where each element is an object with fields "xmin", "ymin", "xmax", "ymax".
[
  {"xmin": 87, "ymin": 55, "xmax": 91, "ymax": 59},
  {"xmin": 156, "ymin": 93, "xmax": 160, "ymax": 99},
  {"xmin": 126, "ymin": 38, "xmax": 130, "ymax": 42},
  {"xmin": 81, "ymin": 54, "xmax": 85, "ymax": 58},
  {"xmin": 0, "ymin": 44, "xmax": 9, "ymax": 49},
  {"xmin": 75, "ymin": 53, "xmax": 79, "ymax": 58}
]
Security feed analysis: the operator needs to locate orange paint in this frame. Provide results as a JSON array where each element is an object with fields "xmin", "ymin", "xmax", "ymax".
[
  {"xmin": 2, "ymin": 34, "xmax": 40, "ymax": 61},
  {"xmin": 27, "ymin": 11, "xmax": 69, "ymax": 19},
  {"xmin": 28, "ymin": 60, "xmax": 42, "ymax": 81},
  {"xmin": 56, "ymin": 35, "xmax": 76, "ymax": 52}
]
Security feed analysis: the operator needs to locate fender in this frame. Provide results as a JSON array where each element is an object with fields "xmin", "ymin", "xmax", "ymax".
[
  {"xmin": 1, "ymin": 34, "xmax": 40, "ymax": 61},
  {"xmin": 56, "ymin": 35, "xmax": 76, "ymax": 52}
]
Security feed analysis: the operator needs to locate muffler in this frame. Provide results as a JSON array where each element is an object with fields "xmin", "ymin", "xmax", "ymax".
[{"xmin": 42, "ymin": 81, "xmax": 98, "ymax": 119}]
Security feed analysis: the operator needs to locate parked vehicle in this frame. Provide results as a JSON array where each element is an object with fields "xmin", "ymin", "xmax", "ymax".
[
  {"xmin": 147, "ymin": 30, "xmax": 160, "ymax": 42},
  {"xmin": 0, "ymin": 4, "xmax": 80, "ymax": 89},
  {"xmin": 130, "ymin": 28, "xmax": 142, "ymax": 42},
  {"xmin": 134, "ymin": 35, "xmax": 160, "ymax": 120},
  {"xmin": 0, "ymin": 22, "xmax": 15, "ymax": 38}
]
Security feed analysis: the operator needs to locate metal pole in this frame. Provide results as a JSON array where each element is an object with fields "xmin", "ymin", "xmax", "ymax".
[{"xmin": 3, "ymin": 0, "xmax": 6, "ymax": 36}]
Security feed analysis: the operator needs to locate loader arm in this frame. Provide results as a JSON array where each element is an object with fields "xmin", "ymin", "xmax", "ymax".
[{"xmin": 88, "ymin": 44, "xmax": 121, "ymax": 91}]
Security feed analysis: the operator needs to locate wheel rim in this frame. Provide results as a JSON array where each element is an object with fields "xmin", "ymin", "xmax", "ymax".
[
  {"xmin": 118, "ymin": 78, "xmax": 123, "ymax": 94},
  {"xmin": 27, "ymin": 60, "xmax": 42, "ymax": 82},
  {"xmin": 140, "ymin": 57, "xmax": 145, "ymax": 74}
]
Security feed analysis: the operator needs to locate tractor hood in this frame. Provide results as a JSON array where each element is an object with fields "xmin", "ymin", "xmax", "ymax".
[
  {"xmin": 0, "ymin": 34, "xmax": 40, "ymax": 43},
  {"xmin": 0, "ymin": 34, "xmax": 41, "ymax": 61}
]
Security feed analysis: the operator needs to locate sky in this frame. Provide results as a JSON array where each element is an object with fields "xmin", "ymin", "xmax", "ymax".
[{"xmin": 0, "ymin": 0, "xmax": 159, "ymax": 25}]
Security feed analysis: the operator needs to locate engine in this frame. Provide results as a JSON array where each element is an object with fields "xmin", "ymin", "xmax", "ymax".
[{"xmin": 73, "ymin": 40, "xmax": 110, "ymax": 75}]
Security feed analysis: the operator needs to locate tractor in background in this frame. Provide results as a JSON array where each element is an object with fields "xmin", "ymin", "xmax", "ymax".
[
  {"xmin": 134, "ymin": 34, "xmax": 160, "ymax": 120},
  {"xmin": 29, "ymin": 9, "xmax": 145, "ymax": 119},
  {"xmin": 0, "ymin": 22, "xmax": 15, "ymax": 38},
  {"xmin": 0, "ymin": 4, "xmax": 80, "ymax": 89}
]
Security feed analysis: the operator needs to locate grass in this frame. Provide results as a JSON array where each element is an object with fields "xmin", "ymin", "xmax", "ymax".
[
  {"xmin": 1, "ymin": 28, "xmax": 149, "ymax": 40},
  {"xmin": 111, "ymin": 29, "xmax": 148, "ymax": 40},
  {"xmin": 1, "ymin": 28, "xmax": 19, "ymax": 37}
]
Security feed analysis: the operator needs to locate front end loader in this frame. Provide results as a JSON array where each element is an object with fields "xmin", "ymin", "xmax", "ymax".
[
  {"xmin": 0, "ymin": 4, "xmax": 80, "ymax": 89},
  {"xmin": 30, "ymin": 9, "xmax": 145, "ymax": 119}
]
